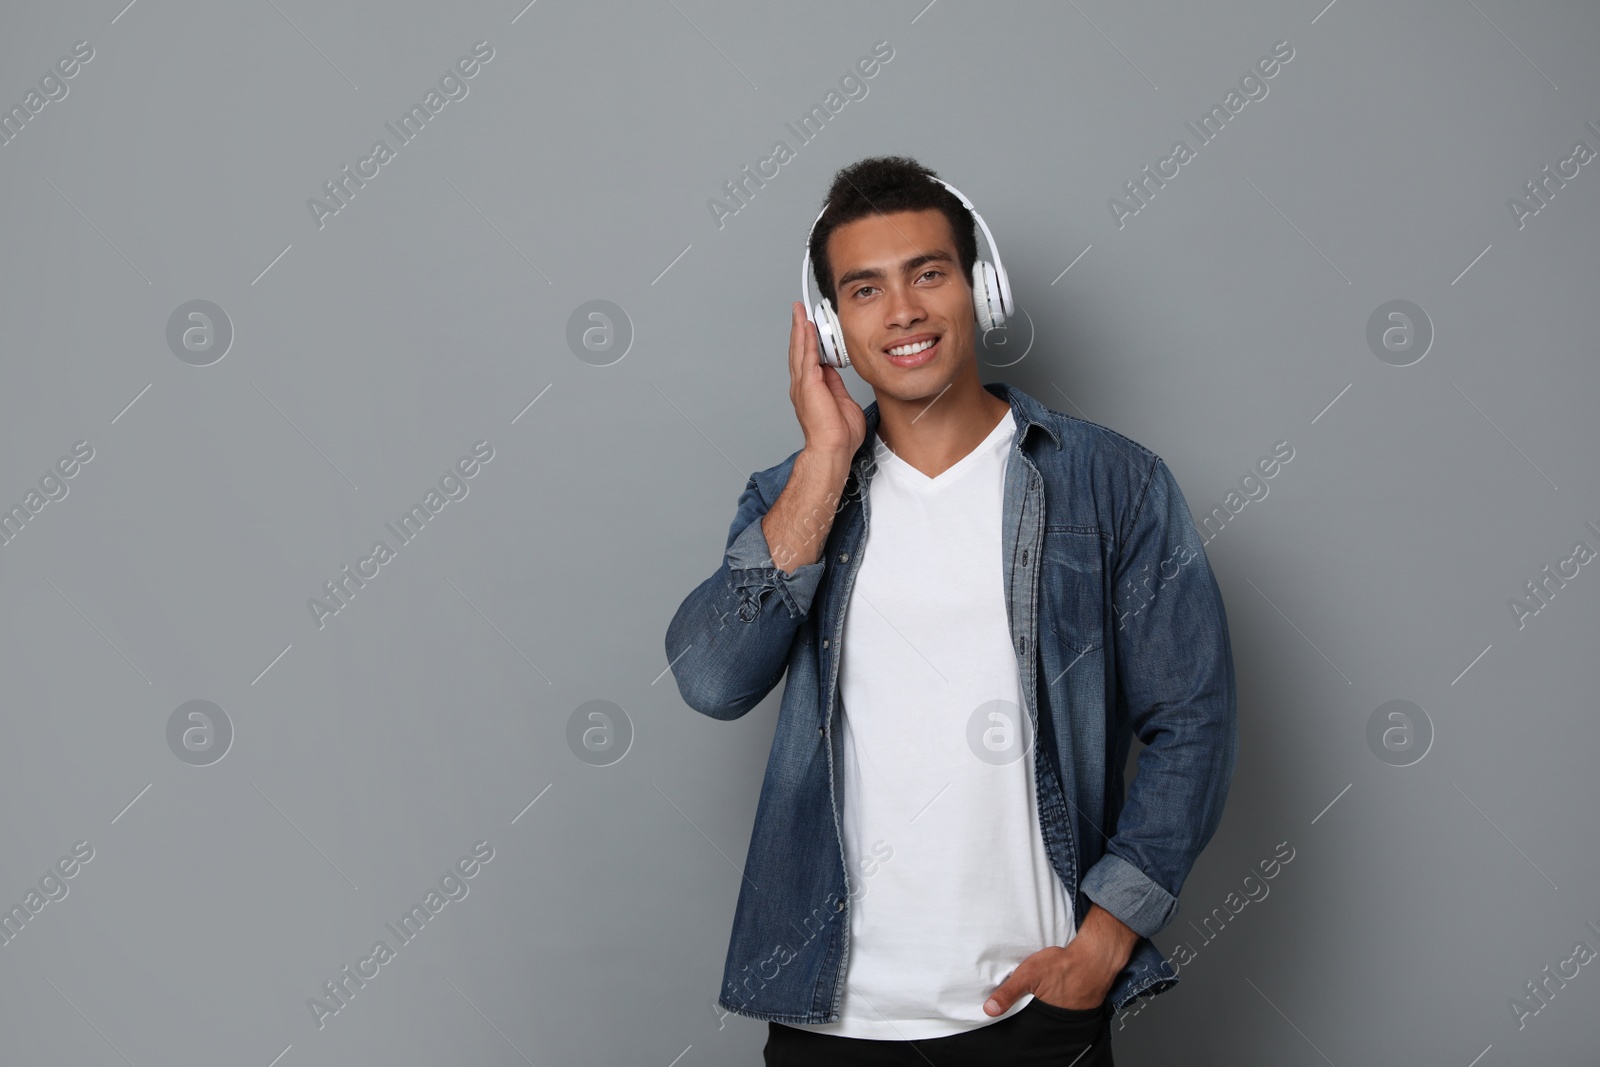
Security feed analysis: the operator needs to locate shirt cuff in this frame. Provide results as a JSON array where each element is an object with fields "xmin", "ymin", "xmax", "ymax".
[
  {"xmin": 1081, "ymin": 852, "xmax": 1179, "ymax": 939},
  {"xmin": 725, "ymin": 515, "xmax": 826, "ymax": 619}
]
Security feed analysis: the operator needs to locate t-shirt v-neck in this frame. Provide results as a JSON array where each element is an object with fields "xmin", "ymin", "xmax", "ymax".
[{"xmin": 874, "ymin": 408, "xmax": 1017, "ymax": 490}]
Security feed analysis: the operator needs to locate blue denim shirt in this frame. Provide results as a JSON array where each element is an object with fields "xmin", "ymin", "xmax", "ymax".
[{"xmin": 665, "ymin": 381, "xmax": 1237, "ymax": 1023}]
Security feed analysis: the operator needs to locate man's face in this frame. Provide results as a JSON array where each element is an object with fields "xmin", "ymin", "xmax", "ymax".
[{"xmin": 825, "ymin": 208, "xmax": 974, "ymax": 402}]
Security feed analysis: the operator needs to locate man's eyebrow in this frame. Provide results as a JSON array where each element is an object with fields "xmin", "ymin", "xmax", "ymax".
[{"xmin": 835, "ymin": 250, "xmax": 955, "ymax": 292}]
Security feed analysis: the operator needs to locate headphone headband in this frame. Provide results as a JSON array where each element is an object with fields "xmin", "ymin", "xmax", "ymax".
[{"xmin": 801, "ymin": 174, "xmax": 1013, "ymax": 369}]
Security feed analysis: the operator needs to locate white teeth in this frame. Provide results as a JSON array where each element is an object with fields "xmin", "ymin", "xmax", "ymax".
[{"xmin": 888, "ymin": 338, "xmax": 936, "ymax": 357}]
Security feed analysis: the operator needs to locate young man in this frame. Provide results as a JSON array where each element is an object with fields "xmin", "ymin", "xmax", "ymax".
[{"xmin": 665, "ymin": 156, "xmax": 1237, "ymax": 1065}]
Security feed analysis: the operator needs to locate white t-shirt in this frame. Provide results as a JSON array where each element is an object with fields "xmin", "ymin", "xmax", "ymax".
[{"xmin": 789, "ymin": 408, "xmax": 1076, "ymax": 1041}]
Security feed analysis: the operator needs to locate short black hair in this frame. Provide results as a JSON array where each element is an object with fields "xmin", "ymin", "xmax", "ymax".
[{"xmin": 808, "ymin": 156, "xmax": 978, "ymax": 311}]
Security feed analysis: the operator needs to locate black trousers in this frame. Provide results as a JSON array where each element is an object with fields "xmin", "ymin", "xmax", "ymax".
[{"xmin": 763, "ymin": 998, "xmax": 1114, "ymax": 1066}]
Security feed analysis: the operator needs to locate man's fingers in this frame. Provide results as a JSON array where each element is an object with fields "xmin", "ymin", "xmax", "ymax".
[
  {"xmin": 983, "ymin": 972, "xmax": 1032, "ymax": 1016},
  {"xmin": 797, "ymin": 303, "xmax": 821, "ymax": 366},
  {"xmin": 788, "ymin": 302, "xmax": 806, "ymax": 382}
]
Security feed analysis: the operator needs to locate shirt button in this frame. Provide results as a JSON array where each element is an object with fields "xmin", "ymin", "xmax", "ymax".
[
  {"xmin": 1021, "ymin": 550, "xmax": 1029, "ymax": 566},
  {"xmin": 822, "ymin": 638, "xmax": 829, "ymax": 648},
  {"xmin": 818, "ymin": 725, "xmax": 824, "ymax": 737},
  {"xmin": 839, "ymin": 552, "xmax": 849, "ymax": 563},
  {"xmin": 836, "ymin": 898, "xmax": 846, "ymax": 911}
]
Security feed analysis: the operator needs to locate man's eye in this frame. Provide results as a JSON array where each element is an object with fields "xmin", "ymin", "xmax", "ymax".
[
  {"xmin": 919, "ymin": 269, "xmax": 943, "ymax": 281},
  {"xmin": 852, "ymin": 286, "xmax": 876, "ymax": 299}
]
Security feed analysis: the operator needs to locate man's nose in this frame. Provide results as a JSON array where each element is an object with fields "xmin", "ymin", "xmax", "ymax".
[{"xmin": 884, "ymin": 284, "xmax": 925, "ymax": 328}]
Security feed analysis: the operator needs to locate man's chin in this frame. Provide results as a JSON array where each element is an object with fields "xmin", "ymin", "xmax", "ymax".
[{"xmin": 869, "ymin": 371, "xmax": 959, "ymax": 406}]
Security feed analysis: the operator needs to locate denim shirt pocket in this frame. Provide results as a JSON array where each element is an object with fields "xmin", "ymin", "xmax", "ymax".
[{"xmin": 1040, "ymin": 525, "xmax": 1104, "ymax": 657}]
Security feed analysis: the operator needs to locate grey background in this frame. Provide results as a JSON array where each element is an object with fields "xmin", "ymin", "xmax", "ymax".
[{"xmin": 1, "ymin": 1, "xmax": 1597, "ymax": 1064}]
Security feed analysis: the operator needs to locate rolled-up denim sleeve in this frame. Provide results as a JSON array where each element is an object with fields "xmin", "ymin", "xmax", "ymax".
[
  {"xmin": 725, "ymin": 509, "xmax": 825, "ymax": 620},
  {"xmin": 665, "ymin": 460, "xmax": 825, "ymax": 720},
  {"xmin": 1082, "ymin": 455, "xmax": 1238, "ymax": 938}
]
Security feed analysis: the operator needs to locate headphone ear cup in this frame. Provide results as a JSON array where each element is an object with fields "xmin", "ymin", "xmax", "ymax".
[
  {"xmin": 972, "ymin": 260, "xmax": 1000, "ymax": 334},
  {"xmin": 814, "ymin": 301, "xmax": 850, "ymax": 368},
  {"xmin": 825, "ymin": 299, "xmax": 851, "ymax": 369}
]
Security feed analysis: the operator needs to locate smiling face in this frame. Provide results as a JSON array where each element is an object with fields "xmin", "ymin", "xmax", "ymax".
[{"xmin": 825, "ymin": 208, "xmax": 977, "ymax": 403}]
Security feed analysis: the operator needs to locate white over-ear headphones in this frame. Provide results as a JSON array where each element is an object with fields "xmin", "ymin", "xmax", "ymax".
[{"xmin": 801, "ymin": 174, "xmax": 1014, "ymax": 370}]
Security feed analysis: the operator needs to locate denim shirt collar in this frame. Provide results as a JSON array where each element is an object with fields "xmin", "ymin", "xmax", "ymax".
[
  {"xmin": 848, "ymin": 380, "xmax": 1063, "ymax": 497},
  {"xmin": 856, "ymin": 379, "xmax": 1063, "ymax": 457}
]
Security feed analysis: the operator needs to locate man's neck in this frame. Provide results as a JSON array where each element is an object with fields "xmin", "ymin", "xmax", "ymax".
[{"xmin": 872, "ymin": 374, "xmax": 1011, "ymax": 480}]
